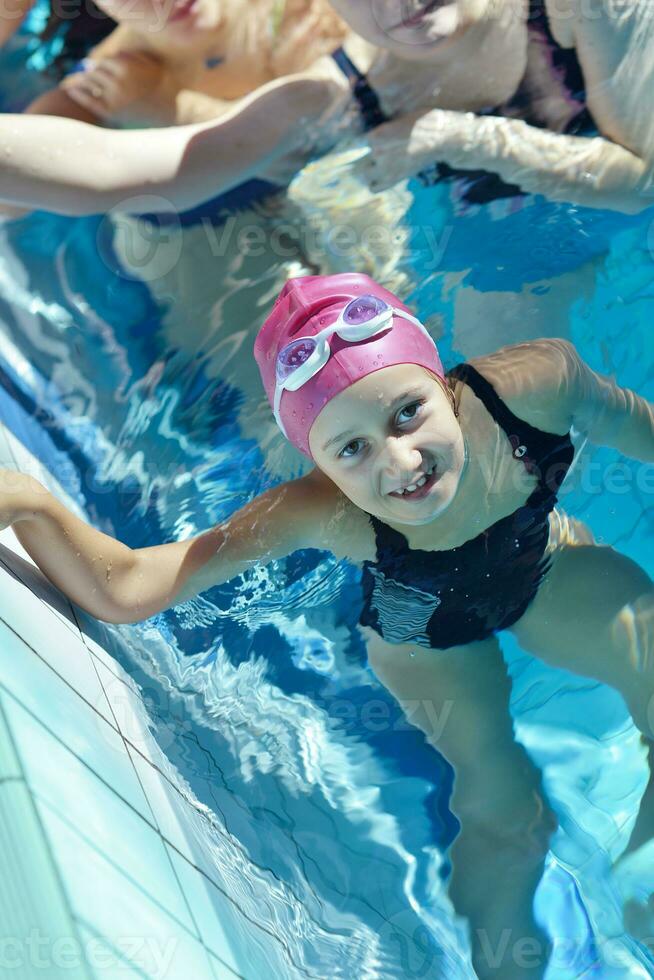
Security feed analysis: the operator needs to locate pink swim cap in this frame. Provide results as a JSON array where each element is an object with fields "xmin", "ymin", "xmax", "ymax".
[{"xmin": 254, "ymin": 273, "xmax": 444, "ymax": 458}]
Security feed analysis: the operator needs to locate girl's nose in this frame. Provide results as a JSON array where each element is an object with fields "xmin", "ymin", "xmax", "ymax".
[{"xmin": 383, "ymin": 438, "xmax": 422, "ymax": 478}]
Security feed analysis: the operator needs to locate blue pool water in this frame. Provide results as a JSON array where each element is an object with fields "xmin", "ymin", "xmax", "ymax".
[{"xmin": 1, "ymin": 19, "xmax": 654, "ymax": 979}]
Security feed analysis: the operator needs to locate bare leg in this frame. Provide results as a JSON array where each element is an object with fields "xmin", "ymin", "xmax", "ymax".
[
  {"xmin": 507, "ymin": 536, "xmax": 654, "ymax": 935},
  {"xmin": 365, "ymin": 630, "xmax": 557, "ymax": 979}
]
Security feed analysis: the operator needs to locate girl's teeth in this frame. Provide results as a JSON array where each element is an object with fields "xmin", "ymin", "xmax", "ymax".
[{"xmin": 393, "ymin": 465, "xmax": 437, "ymax": 496}]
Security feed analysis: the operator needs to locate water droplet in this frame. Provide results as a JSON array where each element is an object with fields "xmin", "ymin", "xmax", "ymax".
[{"xmin": 409, "ymin": 650, "xmax": 416, "ymax": 658}]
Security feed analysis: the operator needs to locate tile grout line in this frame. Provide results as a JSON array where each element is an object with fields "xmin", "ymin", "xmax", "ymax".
[
  {"xmin": 0, "ymin": 695, "xmax": 95, "ymax": 980},
  {"xmin": 86, "ymin": 644, "xmax": 208, "ymax": 947},
  {"xmin": 0, "ymin": 612, "xmax": 120, "ymax": 733},
  {"xmin": 85, "ymin": 644, "xmax": 250, "ymax": 980}
]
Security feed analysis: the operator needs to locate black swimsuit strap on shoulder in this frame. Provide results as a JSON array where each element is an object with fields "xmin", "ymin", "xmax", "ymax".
[
  {"xmin": 447, "ymin": 362, "xmax": 574, "ymax": 499},
  {"xmin": 330, "ymin": 46, "xmax": 389, "ymax": 131}
]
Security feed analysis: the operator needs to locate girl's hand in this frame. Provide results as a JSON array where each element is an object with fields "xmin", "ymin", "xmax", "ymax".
[
  {"xmin": 0, "ymin": 468, "xmax": 45, "ymax": 530},
  {"xmin": 61, "ymin": 52, "xmax": 164, "ymax": 120},
  {"xmin": 355, "ymin": 110, "xmax": 453, "ymax": 192}
]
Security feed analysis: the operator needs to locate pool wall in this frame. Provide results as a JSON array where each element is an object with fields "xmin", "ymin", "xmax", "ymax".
[{"xmin": 0, "ymin": 419, "xmax": 250, "ymax": 980}]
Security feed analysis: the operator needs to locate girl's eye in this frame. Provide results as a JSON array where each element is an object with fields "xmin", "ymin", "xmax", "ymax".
[
  {"xmin": 396, "ymin": 400, "xmax": 423, "ymax": 425},
  {"xmin": 339, "ymin": 438, "xmax": 365, "ymax": 459}
]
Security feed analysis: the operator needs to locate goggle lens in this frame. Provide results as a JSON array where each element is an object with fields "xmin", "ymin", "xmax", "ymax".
[
  {"xmin": 342, "ymin": 294, "xmax": 389, "ymax": 326},
  {"xmin": 276, "ymin": 337, "xmax": 317, "ymax": 382}
]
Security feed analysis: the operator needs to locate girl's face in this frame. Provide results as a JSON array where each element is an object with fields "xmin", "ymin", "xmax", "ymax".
[
  {"xmin": 328, "ymin": 0, "xmax": 489, "ymax": 58},
  {"xmin": 94, "ymin": 0, "xmax": 222, "ymax": 37},
  {"xmin": 309, "ymin": 364, "xmax": 466, "ymax": 526}
]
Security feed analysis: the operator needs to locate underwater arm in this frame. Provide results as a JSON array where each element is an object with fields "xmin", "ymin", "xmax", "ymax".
[
  {"xmin": 0, "ymin": 69, "xmax": 344, "ymax": 215},
  {"xmin": 362, "ymin": 109, "xmax": 653, "ymax": 214},
  {"xmin": 1, "ymin": 470, "xmax": 336, "ymax": 624},
  {"xmin": 473, "ymin": 339, "xmax": 654, "ymax": 462},
  {"xmin": 568, "ymin": 349, "xmax": 654, "ymax": 463}
]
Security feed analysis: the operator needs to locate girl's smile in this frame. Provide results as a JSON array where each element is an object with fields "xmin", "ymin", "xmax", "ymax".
[{"xmin": 387, "ymin": 460, "xmax": 440, "ymax": 499}]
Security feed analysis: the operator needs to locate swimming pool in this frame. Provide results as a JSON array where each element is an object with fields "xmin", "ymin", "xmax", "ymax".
[{"xmin": 0, "ymin": 20, "xmax": 653, "ymax": 980}]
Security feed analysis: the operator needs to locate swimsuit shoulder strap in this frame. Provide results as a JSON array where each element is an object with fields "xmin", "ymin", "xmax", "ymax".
[
  {"xmin": 448, "ymin": 362, "xmax": 537, "ymax": 443},
  {"xmin": 330, "ymin": 46, "xmax": 389, "ymax": 131},
  {"xmin": 447, "ymin": 361, "xmax": 574, "ymax": 492}
]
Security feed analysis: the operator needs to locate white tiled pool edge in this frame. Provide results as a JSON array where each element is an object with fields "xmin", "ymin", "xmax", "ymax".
[
  {"xmin": 0, "ymin": 697, "xmax": 91, "ymax": 980},
  {"xmin": 0, "ymin": 422, "xmax": 247, "ymax": 980}
]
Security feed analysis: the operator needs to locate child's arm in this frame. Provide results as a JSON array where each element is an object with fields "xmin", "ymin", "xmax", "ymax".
[
  {"xmin": 1, "ymin": 468, "xmax": 363, "ymax": 624},
  {"xmin": 475, "ymin": 339, "xmax": 654, "ymax": 463},
  {"xmin": 0, "ymin": 63, "xmax": 347, "ymax": 215},
  {"xmin": 0, "ymin": 89, "xmax": 100, "ymax": 219},
  {"xmin": 569, "ymin": 351, "xmax": 654, "ymax": 464},
  {"xmin": 359, "ymin": 109, "xmax": 653, "ymax": 214},
  {"xmin": 0, "ymin": 0, "xmax": 35, "ymax": 46}
]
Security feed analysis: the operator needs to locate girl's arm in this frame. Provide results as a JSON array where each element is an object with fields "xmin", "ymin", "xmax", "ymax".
[
  {"xmin": 569, "ymin": 352, "xmax": 654, "ymax": 464},
  {"xmin": 2, "ymin": 468, "xmax": 364, "ymax": 624},
  {"xmin": 475, "ymin": 340, "xmax": 654, "ymax": 462},
  {"xmin": 0, "ymin": 90, "xmax": 100, "ymax": 219},
  {"xmin": 360, "ymin": 109, "xmax": 653, "ymax": 214},
  {"xmin": 0, "ymin": 0, "xmax": 35, "ymax": 46},
  {"xmin": 0, "ymin": 64, "xmax": 347, "ymax": 215}
]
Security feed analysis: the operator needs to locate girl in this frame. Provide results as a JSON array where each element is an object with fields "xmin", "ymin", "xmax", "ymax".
[
  {"xmin": 2, "ymin": 272, "xmax": 653, "ymax": 977},
  {"xmin": 1, "ymin": 0, "xmax": 654, "ymax": 213},
  {"xmin": 336, "ymin": 0, "xmax": 654, "ymax": 213},
  {"xmin": 20, "ymin": 0, "xmax": 348, "ymax": 128},
  {"xmin": 0, "ymin": 0, "xmax": 352, "ymax": 219}
]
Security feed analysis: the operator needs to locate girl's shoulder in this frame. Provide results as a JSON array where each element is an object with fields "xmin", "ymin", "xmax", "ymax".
[
  {"xmin": 297, "ymin": 469, "xmax": 377, "ymax": 563},
  {"xmin": 462, "ymin": 338, "xmax": 578, "ymax": 437}
]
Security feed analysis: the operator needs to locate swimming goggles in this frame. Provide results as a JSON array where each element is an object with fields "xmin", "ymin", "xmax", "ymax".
[{"xmin": 273, "ymin": 294, "xmax": 431, "ymax": 435}]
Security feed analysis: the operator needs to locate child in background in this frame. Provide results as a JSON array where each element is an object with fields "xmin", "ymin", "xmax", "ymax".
[
  {"xmin": 0, "ymin": 0, "xmax": 37, "ymax": 46},
  {"xmin": 19, "ymin": 0, "xmax": 348, "ymax": 127},
  {"xmin": 2, "ymin": 273, "xmax": 653, "ymax": 977}
]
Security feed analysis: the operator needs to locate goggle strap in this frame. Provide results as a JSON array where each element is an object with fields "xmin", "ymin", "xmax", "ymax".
[
  {"xmin": 273, "ymin": 385, "xmax": 287, "ymax": 437},
  {"xmin": 272, "ymin": 304, "xmax": 436, "ymax": 440}
]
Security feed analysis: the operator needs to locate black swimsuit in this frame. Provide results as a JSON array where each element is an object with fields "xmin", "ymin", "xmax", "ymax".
[
  {"xmin": 359, "ymin": 364, "xmax": 575, "ymax": 650},
  {"xmin": 415, "ymin": 0, "xmax": 597, "ymax": 204}
]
